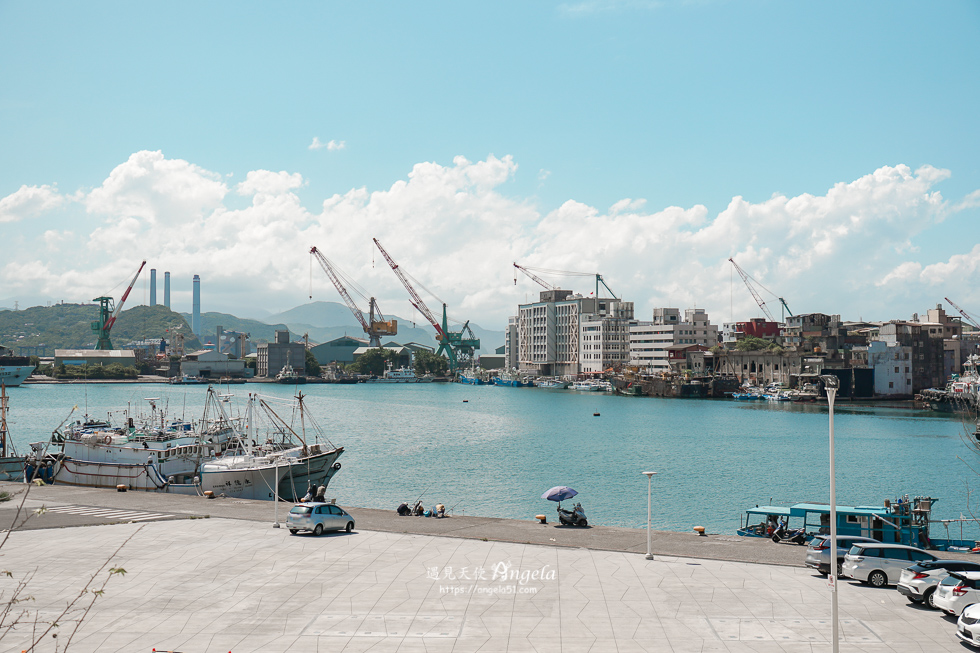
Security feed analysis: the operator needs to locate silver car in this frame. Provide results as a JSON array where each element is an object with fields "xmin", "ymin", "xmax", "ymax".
[
  {"xmin": 804, "ymin": 535, "xmax": 879, "ymax": 576},
  {"xmin": 897, "ymin": 560, "xmax": 980, "ymax": 609},
  {"xmin": 287, "ymin": 502, "xmax": 355, "ymax": 536},
  {"xmin": 840, "ymin": 543, "xmax": 938, "ymax": 587}
]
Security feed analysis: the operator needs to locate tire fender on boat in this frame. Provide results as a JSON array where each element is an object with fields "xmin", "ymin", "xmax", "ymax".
[{"xmin": 103, "ymin": 435, "xmax": 112, "ymax": 445}]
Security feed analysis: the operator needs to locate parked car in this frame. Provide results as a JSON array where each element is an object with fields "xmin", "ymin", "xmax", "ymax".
[
  {"xmin": 957, "ymin": 603, "xmax": 980, "ymax": 647},
  {"xmin": 933, "ymin": 571, "xmax": 980, "ymax": 616},
  {"xmin": 897, "ymin": 560, "xmax": 980, "ymax": 609},
  {"xmin": 286, "ymin": 502, "xmax": 355, "ymax": 535},
  {"xmin": 804, "ymin": 535, "xmax": 879, "ymax": 576},
  {"xmin": 840, "ymin": 543, "xmax": 938, "ymax": 587}
]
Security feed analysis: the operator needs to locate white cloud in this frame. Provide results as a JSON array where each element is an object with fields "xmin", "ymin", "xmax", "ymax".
[
  {"xmin": 309, "ymin": 137, "xmax": 346, "ymax": 151},
  {"xmin": 2, "ymin": 153, "xmax": 977, "ymax": 330},
  {"xmin": 0, "ymin": 184, "xmax": 65, "ymax": 223}
]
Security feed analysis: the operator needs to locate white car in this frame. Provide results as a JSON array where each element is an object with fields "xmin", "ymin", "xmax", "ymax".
[
  {"xmin": 896, "ymin": 560, "xmax": 980, "ymax": 608},
  {"xmin": 804, "ymin": 535, "xmax": 879, "ymax": 576},
  {"xmin": 933, "ymin": 571, "xmax": 980, "ymax": 617},
  {"xmin": 840, "ymin": 543, "xmax": 938, "ymax": 587},
  {"xmin": 957, "ymin": 603, "xmax": 980, "ymax": 647}
]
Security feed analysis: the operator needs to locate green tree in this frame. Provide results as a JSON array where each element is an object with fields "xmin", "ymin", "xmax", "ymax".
[
  {"xmin": 305, "ymin": 349, "xmax": 321, "ymax": 377},
  {"xmin": 352, "ymin": 348, "xmax": 393, "ymax": 376},
  {"xmin": 413, "ymin": 349, "xmax": 448, "ymax": 375},
  {"xmin": 735, "ymin": 336, "xmax": 772, "ymax": 351}
]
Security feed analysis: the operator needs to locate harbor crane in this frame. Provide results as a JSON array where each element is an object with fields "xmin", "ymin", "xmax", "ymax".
[
  {"xmin": 945, "ymin": 297, "xmax": 980, "ymax": 331},
  {"xmin": 310, "ymin": 246, "xmax": 397, "ymax": 348},
  {"xmin": 373, "ymin": 238, "xmax": 480, "ymax": 372},
  {"xmin": 512, "ymin": 264, "xmax": 618, "ymax": 299},
  {"xmin": 728, "ymin": 258, "xmax": 792, "ymax": 322},
  {"xmin": 92, "ymin": 260, "xmax": 146, "ymax": 350}
]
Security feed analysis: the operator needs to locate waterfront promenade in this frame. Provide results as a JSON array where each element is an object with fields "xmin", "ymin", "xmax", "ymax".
[{"xmin": 0, "ymin": 483, "xmax": 966, "ymax": 651}]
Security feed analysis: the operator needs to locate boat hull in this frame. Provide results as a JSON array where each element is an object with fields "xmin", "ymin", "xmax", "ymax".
[
  {"xmin": 0, "ymin": 365, "xmax": 34, "ymax": 387},
  {"xmin": 201, "ymin": 446, "xmax": 343, "ymax": 501}
]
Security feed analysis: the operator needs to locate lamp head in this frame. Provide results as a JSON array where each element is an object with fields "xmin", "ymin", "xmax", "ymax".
[
  {"xmin": 642, "ymin": 471, "xmax": 657, "ymax": 478},
  {"xmin": 819, "ymin": 375, "xmax": 839, "ymax": 389}
]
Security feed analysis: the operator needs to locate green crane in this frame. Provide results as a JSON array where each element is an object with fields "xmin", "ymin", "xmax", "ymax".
[
  {"xmin": 373, "ymin": 238, "xmax": 480, "ymax": 372},
  {"xmin": 91, "ymin": 260, "xmax": 146, "ymax": 350}
]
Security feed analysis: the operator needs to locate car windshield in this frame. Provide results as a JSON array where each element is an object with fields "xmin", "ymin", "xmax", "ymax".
[
  {"xmin": 290, "ymin": 506, "xmax": 313, "ymax": 515},
  {"xmin": 940, "ymin": 575, "xmax": 962, "ymax": 586}
]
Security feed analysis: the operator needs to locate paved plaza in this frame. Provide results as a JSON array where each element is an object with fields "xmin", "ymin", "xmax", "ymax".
[{"xmin": 0, "ymin": 512, "xmax": 966, "ymax": 652}]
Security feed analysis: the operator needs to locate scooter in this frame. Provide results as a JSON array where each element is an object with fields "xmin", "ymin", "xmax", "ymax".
[
  {"xmin": 557, "ymin": 502, "xmax": 588, "ymax": 527},
  {"xmin": 771, "ymin": 519, "xmax": 807, "ymax": 545}
]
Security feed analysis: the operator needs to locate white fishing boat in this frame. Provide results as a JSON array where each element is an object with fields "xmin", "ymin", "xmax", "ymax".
[
  {"xmin": 199, "ymin": 392, "xmax": 343, "ymax": 501},
  {"xmin": 31, "ymin": 393, "xmax": 236, "ymax": 491},
  {"xmin": 364, "ymin": 363, "xmax": 420, "ymax": 383},
  {"xmin": 0, "ymin": 384, "xmax": 25, "ymax": 481},
  {"xmin": 570, "ymin": 380, "xmax": 600, "ymax": 391}
]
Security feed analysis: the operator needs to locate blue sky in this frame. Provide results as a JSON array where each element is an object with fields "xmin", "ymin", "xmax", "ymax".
[{"xmin": 1, "ymin": 1, "xmax": 979, "ymax": 329}]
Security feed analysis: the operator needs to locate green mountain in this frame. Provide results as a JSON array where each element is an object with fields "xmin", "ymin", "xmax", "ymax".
[{"xmin": 0, "ymin": 304, "xmax": 201, "ymax": 354}]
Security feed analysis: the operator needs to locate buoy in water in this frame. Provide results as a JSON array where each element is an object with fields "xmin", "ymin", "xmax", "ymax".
[
  {"xmin": 463, "ymin": 400, "xmax": 469, "ymax": 403},
  {"xmin": 593, "ymin": 412, "xmax": 600, "ymax": 417}
]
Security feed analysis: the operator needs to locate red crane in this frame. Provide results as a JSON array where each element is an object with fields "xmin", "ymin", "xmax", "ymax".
[
  {"xmin": 93, "ymin": 260, "xmax": 146, "ymax": 350},
  {"xmin": 372, "ymin": 238, "xmax": 445, "ymax": 340}
]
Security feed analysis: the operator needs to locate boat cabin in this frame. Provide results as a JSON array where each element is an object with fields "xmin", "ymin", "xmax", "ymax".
[{"xmin": 738, "ymin": 497, "xmax": 941, "ymax": 549}]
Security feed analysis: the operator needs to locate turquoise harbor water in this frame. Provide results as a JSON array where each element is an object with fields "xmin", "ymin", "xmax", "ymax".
[{"xmin": 4, "ymin": 382, "xmax": 979, "ymax": 538}]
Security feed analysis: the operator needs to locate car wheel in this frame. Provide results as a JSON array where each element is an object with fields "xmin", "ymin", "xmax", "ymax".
[
  {"xmin": 868, "ymin": 570, "xmax": 887, "ymax": 587},
  {"xmin": 771, "ymin": 534, "xmax": 781, "ymax": 543},
  {"xmin": 925, "ymin": 588, "xmax": 937, "ymax": 609},
  {"xmin": 288, "ymin": 529, "xmax": 298, "ymax": 535},
  {"xmin": 345, "ymin": 521, "xmax": 353, "ymax": 533},
  {"xmin": 836, "ymin": 561, "xmax": 843, "ymax": 577},
  {"xmin": 313, "ymin": 523, "xmax": 323, "ymax": 536},
  {"xmin": 908, "ymin": 597, "xmax": 923, "ymax": 604}
]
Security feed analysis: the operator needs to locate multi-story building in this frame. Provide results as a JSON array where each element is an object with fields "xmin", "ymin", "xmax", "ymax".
[
  {"xmin": 865, "ymin": 340, "xmax": 913, "ymax": 396},
  {"xmin": 579, "ymin": 300, "xmax": 635, "ymax": 375},
  {"xmin": 504, "ymin": 316, "xmax": 518, "ymax": 370},
  {"xmin": 256, "ymin": 330, "xmax": 306, "ymax": 378},
  {"xmin": 628, "ymin": 308, "xmax": 718, "ymax": 373},
  {"xmin": 517, "ymin": 290, "xmax": 630, "ymax": 376},
  {"xmin": 876, "ymin": 321, "xmax": 944, "ymax": 392}
]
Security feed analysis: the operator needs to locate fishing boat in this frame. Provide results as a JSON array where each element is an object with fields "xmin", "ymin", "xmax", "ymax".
[
  {"xmin": 0, "ymin": 384, "xmax": 25, "ymax": 481},
  {"xmin": 30, "ymin": 392, "xmax": 237, "ymax": 491},
  {"xmin": 0, "ymin": 346, "xmax": 35, "ymax": 387},
  {"xmin": 199, "ymin": 391, "xmax": 343, "ymax": 501},
  {"xmin": 457, "ymin": 372, "xmax": 488, "ymax": 385},
  {"xmin": 616, "ymin": 382, "xmax": 644, "ymax": 397},
  {"xmin": 492, "ymin": 371, "xmax": 534, "ymax": 387},
  {"xmin": 364, "ymin": 363, "xmax": 421, "ymax": 383},
  {"xmin": 570, "ymin": 380, "xmax": 600, "ymax": 391},
  {"xmin": 536, "ymin": 378, "xmax": 569, "ymax": 389},
  {"xmin": 737, "ymin": 496, "xmax": 974, "ymax": 550},
  {"xmin": 275, "ymin": 352, "xmax": 306, "ymax": 384}
]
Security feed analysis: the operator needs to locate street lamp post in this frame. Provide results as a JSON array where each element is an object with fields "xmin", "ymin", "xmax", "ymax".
[
  {"xmin": 642, "ymin": 471, "xmax": 657, "ymax": 560},
  {"xmin": 820, "ymin": 374, "xmax": 840, "ymax": 653}
]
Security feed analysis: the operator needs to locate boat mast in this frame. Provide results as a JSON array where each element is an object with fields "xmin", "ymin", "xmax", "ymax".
[{"xmin": 0, "ymin": 383, "xmax": 8, "ymax": 458}]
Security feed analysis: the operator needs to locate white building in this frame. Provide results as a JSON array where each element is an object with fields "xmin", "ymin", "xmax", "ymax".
[
  {"xmin": 517, "ymin": 290, "xmax": 632, "ymax": 377},
  {"xmin": 629, "ymin": 308, "xmax": 718, "ymax": 374},
  {"xmin": 867, "ymin": 340, "xmax": 912, "ymax": 396},
  {"xmin": 579, "ymin": 301, "xmax": 635, "ymax": 375}
]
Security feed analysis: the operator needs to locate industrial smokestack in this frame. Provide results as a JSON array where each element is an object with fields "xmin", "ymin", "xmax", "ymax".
[
  {"xmin": 164, "ymin": 272, "xmax": 171, "ymax": 308},
  {"xmin": 192, "ymin": 275, "xmax": 201, "ymax": 336},
  {"xmin": 150, "ymin": 269, "xmax": 157, "ymax": 306}
]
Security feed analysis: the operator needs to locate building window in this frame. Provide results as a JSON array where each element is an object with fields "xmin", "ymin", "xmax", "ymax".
[{"xmin": 889, "ymin": 382, "xmax": 894, "ymax": 388}]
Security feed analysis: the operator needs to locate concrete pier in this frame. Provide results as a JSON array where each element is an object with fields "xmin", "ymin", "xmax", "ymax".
[{"xmin": 0, "ymin": 483, "xmax": 965, "ymax": 651}]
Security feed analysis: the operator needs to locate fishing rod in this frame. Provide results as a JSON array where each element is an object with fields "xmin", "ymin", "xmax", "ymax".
[{"xmin": 412, "ymin": 483, "xmax": 433, "ymax": 506}]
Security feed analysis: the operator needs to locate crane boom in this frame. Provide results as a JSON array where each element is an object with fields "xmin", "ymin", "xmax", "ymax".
[
  {"xmin": 513, "ymin": 263, "xmax": 557, "ymax": 290},
  {"xmin": 103, "ymin": 260, "xmax": 146, "ymax": 332},
  {"xmin": 373, "ymin": 238, "xmax": 445, "ymax": 339},
  {"xmin": 728, "ymin": 258, "xmax": 775, "ymax": 322},
  {"xmin": 945, "ymin": 297, "xmax": 980, "ymax": 331},
  {"xmin": 310, "ymin": 246, "xmax": 396, "ymax": 347},
  {"xmin": 311, "ymin": 247, "xmax": 370, "ymax": 334}
]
